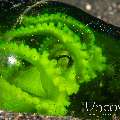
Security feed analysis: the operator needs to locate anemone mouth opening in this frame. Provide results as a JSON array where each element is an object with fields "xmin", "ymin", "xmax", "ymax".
[{"xmin": 53, "ymin": 55, "xmax": 74, "ymax": 68}]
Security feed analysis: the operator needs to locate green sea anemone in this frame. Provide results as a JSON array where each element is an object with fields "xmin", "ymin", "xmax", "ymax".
[{"xmin": 0, "ymin": 12, "xmax": 106, "ymax": 115}]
